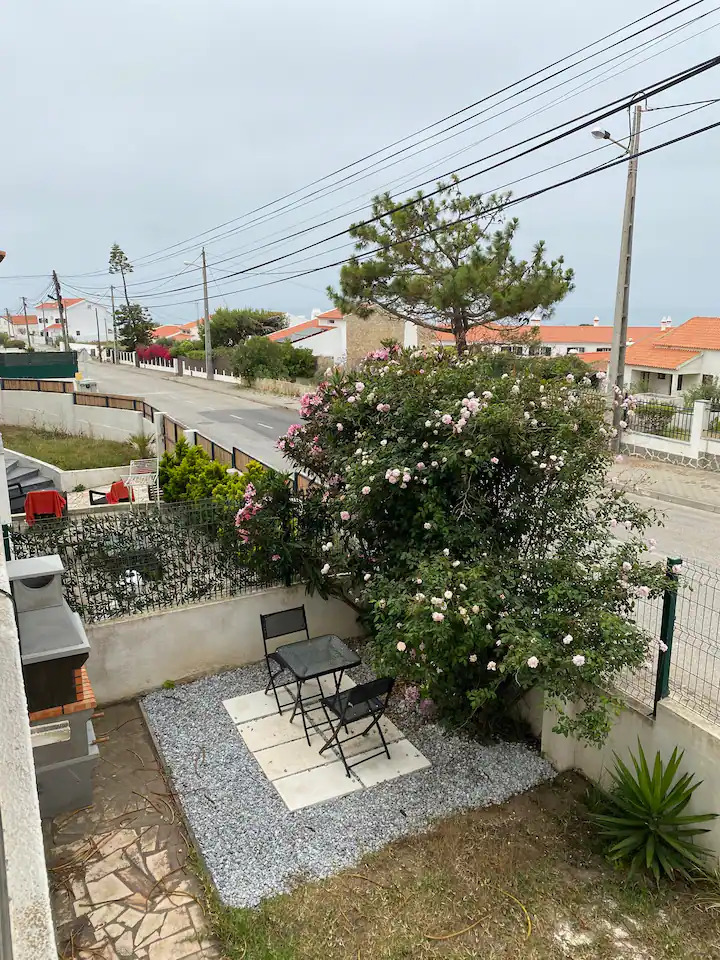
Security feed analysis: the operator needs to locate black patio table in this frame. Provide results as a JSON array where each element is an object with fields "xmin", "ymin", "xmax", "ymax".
[{"xmin": 273, "ymin": 635, "xmax": 361, "ymax": 745}]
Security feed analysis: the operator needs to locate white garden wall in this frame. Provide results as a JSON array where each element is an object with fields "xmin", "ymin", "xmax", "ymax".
[
  {"xmin": 542, "ymin": 695, "xmax": 720, "ymax": 862},
  {"xmin": 86, "ymin": 585, "xmax": 364, "ymax": 704},
  {"xmin": 0, "ymin": 389, "xmax": 154, "ymax": 443}
]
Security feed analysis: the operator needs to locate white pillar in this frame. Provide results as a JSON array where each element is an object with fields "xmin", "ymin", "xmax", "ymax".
[
  {"xmin": 0, "ymin": 433, "xmax": 12, "ymax": 526},
  {"xmin": 690, "ymin": 399, "xmax": 710, "ymax": 462},
  {"xmin": 184, "ymin": 428, "xmax": 196, "ymax": 446},
  {"xmin": 541, "ymin": 701, "xmax": 577, "ymax": 772},
  {"xmin": 153, "ymin": 411, "xmax": 166, "ymax": 457}
]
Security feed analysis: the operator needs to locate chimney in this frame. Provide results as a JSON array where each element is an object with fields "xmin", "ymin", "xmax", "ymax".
[
  {"xmin": 659, "ymin": 315, "xmax": 673, "ymax": 332},
  {"xmin": 593, "ymin": 316, "xmax": 600, "ymax": 327}
]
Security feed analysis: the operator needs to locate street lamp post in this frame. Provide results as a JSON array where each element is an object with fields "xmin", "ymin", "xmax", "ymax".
[{"xmin": 592, "ymin": 102, "xmax": 643, "ymax": 452}]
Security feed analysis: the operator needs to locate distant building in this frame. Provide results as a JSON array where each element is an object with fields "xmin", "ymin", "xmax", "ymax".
[
  {"xmin": 581, "ymin": 316, "xmax": 720, "ymax": 396},
  {"xmin": 151, "ymin": 321, "xmax": 200, "ymax": 342},
  {"xmin": 0, "ymin": 313, "xmax": 43, "ymax": 344},
  {"xmin": 36, "ymin": 297, "xmax": 114, "ymax": 343}
]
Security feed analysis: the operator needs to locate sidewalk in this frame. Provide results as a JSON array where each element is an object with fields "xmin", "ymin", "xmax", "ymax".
[{"xmin": 609, "ymin": 457, "xmax": 720, "ymax": 514}]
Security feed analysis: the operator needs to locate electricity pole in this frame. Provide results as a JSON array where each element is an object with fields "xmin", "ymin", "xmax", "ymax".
[
  {"xmin": 607, "ymin": 102, "xmax": 642, "ymax": 452},
  {"xmin": 52, "ymin": 271, "xmax": 70, "ymax": 351},
  {"xmin": 21, "ymin": 297, "xmax": 31, "ymax": 349},
  {"xmin": 95, "ymin": 308, "xmax": 102, "ymax": 362},
  {"xmin": 201, "ymin": 247, "xmax": 214, "ymax": 380},
  {"xmin": 110, "ymin": 284, "xmax": 118, "ymax": 361}
]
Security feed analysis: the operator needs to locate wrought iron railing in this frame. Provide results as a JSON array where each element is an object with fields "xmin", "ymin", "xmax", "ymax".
[{"xmin": 628, "ymin": 399, "xmax": 693, "ymax": 441}]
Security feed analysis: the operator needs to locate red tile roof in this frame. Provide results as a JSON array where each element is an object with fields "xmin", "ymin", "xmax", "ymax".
[
  {"xmin": 36, "ymin": 297, "xmax": 83, "ymax": 310},
  {"xmin": 577, "ymin": 352, "xmax": 611, "ymax": 369},
  {"xmin": 316, "ymin": 308, "xmax": 343, "ymax": 321},
  {"xmin": 651, "ymin": 316, "xmax": 720, "ymax": 351},
  {"xmin": 152, "ymin": 324, "xmax": 184, "ymax": 339},
  {"xmin": 268, "ymin": 318, "xmax": 323, "ymax": 341},
  {"xmin": 580, "ymin": 343, "xmax": 701, "ymax": 371},
  {"xmin": 8, "ymin": 314, "xmax": 38, "ymax": 325},
  {"xmin": 46, "ymin": 323, "xmax": 63, "ymax": 332}
]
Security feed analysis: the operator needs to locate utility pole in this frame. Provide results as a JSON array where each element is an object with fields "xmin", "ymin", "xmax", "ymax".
[
  {"xmin": 21, "ymin": 296, "xmax": 31, "ymax": 349},
  {"xmin": 4, "ymin": 308, "xmax": 11, "ymax": 345},
  {"xmin": 52, "ymin": 271, "xmax": 70, "ymax": 351},
  {"xmin": 95, "ymin": 308, "xmax": 102, "ymax": 362},
  {"xmin": 110, "ymin": 284, "xmax": 118, "ymax": 361},
  {"xmin": 607, "ymin": 102, "xmax": 642, "ymax": 452},
  {"xmin": 201, "ymin": 247, "xmax": 214, "ymax": 380}
]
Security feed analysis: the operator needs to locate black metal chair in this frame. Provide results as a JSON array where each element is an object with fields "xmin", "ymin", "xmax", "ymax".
[
  {"xmin": 259, "ymin": 605, "xmax": 360, "ymax": 744},
  {"xmin": 319, "ymin": 677, "xmax": 396, "ymax": 777}
]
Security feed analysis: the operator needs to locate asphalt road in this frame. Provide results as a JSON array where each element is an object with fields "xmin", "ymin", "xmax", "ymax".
[{"xmin": 83, "ymin": 359, "xmax": 298, "ymax": 470}]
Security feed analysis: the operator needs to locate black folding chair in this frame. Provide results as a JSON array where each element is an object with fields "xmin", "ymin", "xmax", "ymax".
[
  {"xmin": 260, "ymin": 605, "xmax": 360, "ymax": 745},
  {"xmin": 319, "ymin": 677, "xmax": 396, "ymax": 777}
]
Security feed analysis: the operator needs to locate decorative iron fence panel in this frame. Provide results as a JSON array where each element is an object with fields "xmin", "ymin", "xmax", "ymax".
[
  {"xmin": 628, "ymin": 399, "xmax": 693, "ymax": 440},
  {"xmin": 8, "ymin": 500, "xmax": 281, "ymax": 624}
]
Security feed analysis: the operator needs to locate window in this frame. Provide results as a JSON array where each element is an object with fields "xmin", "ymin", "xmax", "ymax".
[
  {"xmin": 597, "ymin": 347, "xmax": 611, "ymax": 353},
  {"xmin": 76, "ymin": 330, "xmax": 81, "ymax": 337},
  {"xmin": 677, "ymin": 374, "xmax": 684, "ymax": 391},
  {"xmin": 657, "ymin": 373, "xmax": 666, "ymax": 380},
  {"xmin": 566, "ymin": 346, "xmax": 585, "ymax": 354}
]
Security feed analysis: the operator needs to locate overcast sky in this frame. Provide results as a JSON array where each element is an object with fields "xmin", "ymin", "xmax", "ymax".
[{"xmin": 2, "ymin": 0, "xmax": 720, "ymax": 327}]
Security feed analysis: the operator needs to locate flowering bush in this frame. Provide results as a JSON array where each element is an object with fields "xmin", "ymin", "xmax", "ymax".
[
  {"xmin": 249, "ymin": 346, "xmax": 668, "ymax": 742},
  {"xmin": 137, "ymin": 343, "xmax": 172, "ymax": 361}
]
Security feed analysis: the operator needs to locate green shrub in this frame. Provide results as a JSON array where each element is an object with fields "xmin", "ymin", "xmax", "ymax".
[
  {"xmin": 683, "ymin": 377, "xmax": 720, "ymax": 412},
  {"xmin": 631, "ymin": 401, "xmax": 676, "ymax": 436},
  {"xmin": 590, "ymin": 741, "xmax": 717, "ymax": 882},
  {"xmin": 231, "ymin": 337, "xmax": 316, "ymax": 383},
  {"xmin": 159, "ymin": 436, "xmax": 273, "ymax": 503}
]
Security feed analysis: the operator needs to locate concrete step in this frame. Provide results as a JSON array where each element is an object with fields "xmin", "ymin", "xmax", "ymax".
[
  {"xmin": 7, "ymin": 466, "xmax": 41, "ymax": 485},
  {"xmin": 5, "ymin": 459, "xmax": 18, "ymax": 473}
]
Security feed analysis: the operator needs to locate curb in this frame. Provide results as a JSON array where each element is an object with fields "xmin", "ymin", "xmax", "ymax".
[
  {"xmin": 155, "ymin": 372, "xmax": 301, "ymax": 412},
  {"xmin": 618, "ymin": 483, "xmax": 720, "ymax": 515}
]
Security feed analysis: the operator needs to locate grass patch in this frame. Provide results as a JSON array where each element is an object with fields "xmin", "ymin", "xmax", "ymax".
[
  {"xmin": 1, "ymin": 424, "xmax": 133, "ymax": 470},
  {"xmin": 191, "ymin": 775, "xmax": 720, "ymax": 959}
]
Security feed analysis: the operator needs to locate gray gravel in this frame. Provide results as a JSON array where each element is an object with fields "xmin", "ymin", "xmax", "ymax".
[{"xmin": 142, "ymin": 662, "xmax": 555, "ymax": 907}]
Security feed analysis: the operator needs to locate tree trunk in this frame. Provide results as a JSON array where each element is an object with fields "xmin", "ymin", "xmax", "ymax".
[
  {"xmin": 121, "ymin": 269, "xmax": 130, "ymax": 307},
  {"xmin": 454, "ymin": 321, "xmax": 468, "ymax": 356}
]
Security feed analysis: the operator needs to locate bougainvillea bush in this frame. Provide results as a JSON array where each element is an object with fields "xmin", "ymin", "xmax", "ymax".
[{"xmin": 239, "ymin": 345, "xmax": 668, "ymax": 742}]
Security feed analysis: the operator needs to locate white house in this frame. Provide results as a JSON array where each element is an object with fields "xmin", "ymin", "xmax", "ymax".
[
  {"xmin": 581, "ymin": 316, "xmax": 720, "ymax": 397},
  {"xmin": 0, "ymin": 313, "xmax": 47, "ymax": 345},
  {"xmin": 267, "ymin": 308, "xmax": 347, "ymax": 363},
  {"xmin": 36, "ymin": 297, "xmax": 114, "ymax": 344}
]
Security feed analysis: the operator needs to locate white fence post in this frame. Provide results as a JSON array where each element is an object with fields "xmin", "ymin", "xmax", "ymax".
[
  {"xmin": 0, "ymin": 434, "xmax": 12, "ymax": 527},
  {"xmin": 154, "ymin": 411, "xmax": 166, "ymax": 457},
  {"xmin": 184, "ymin": 428, "xmax": 196, "ymax": 446},
  {"xmin": 690, "ymin": 399, "xmax": 710, "ymax": 461}
]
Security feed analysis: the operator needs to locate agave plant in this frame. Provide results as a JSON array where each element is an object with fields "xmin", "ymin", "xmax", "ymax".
[{"xmin": 590, "ymin": 741, "xmax": 717, "ymax": 883}]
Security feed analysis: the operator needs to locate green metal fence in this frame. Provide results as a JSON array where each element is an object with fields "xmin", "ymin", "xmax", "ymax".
[
  {"xmin": 7, "ymin": 499, "xmax": 282, "ymax": 623},
  {"xmin": 617, "ymin": 556, "xmax": 720, "ymax": 725},
  {"xmin": 0, "ymin": 351, "xmax": 78, "ymax": 379}
]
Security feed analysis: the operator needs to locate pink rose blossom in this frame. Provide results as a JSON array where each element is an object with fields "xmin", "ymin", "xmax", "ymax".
[
  {"xmin": 432, "ymin": 611, "xmax": 445, "ymax": 622},
  {"xmin": 340, "ymin": 510, "xmax": 351, "ymax": 521},
  {"xmin": 396, "ymin": 641, "xmax": 407, "ymax": 652},
  {"xmin": 271, "ymin": 554, "xmax": 280, "ymax": 561},
  {"xmin": 441, "ymin": 414, "xmax": 453, "ymax": 425},
  {"xmin": 362, "ymin": 486, "xmax": 371, "ymax": 495},
  {"xmin": 572, "ymin": 654, "xmax": 586, "ymax": 667},
  {"xmin": 336, "ymin": 423, "xmax": 343, "ymax": 432},
  {"xmin": 490, "ymin": 457, "xmax": 499, "ymax": 465},
  {"xmin": 526, "ymin": 656, "xmax": 539, "ymax": 669}
]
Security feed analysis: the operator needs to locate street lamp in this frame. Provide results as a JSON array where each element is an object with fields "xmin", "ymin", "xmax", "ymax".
[
  {"xmin": 182, "ymin": 250, "xmax": 214, "ymax": 380},
  {"xmin": 594, "ymin": 103, "xmax": 643, "ymax": 452}
]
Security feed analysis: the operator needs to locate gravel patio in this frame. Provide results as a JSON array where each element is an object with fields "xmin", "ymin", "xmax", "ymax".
[{"xmin": 142, "ymin": 661, "xmax": 554, "ymax": 907}]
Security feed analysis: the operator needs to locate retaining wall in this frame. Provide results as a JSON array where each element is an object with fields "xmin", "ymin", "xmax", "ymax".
[
  {"xmin": 86, "ymin": 585, "xmax": 363, "ymax": 703},
  {"xmin": 542, "ymin": 694, "xmax": 720, "ymax": 862},
  {"xmin": 0, "ymin": 389, "xmax": 154, "ymax": 443}
]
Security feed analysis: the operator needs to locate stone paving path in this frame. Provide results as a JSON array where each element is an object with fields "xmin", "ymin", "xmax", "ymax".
[
  {"xmin": 609, "ymin": 456, "xmax": 720, "ymax": 513},
  {"xmin": 44, "ymin": 702, "xmax": 220, "ymax": 960}
]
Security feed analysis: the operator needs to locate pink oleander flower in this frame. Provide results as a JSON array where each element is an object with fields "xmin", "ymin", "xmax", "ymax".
[
  {"xmin": 572, "ymin": 654, "xmax": 586, "ymax": 667},
  {"xmin": 527, "ymin": 656, "xmax": 539, "ymax": 669},
  {"xmin": 396, "ymin": 641, "xmax": 407, "ymax": 652},
  {"xmin": 441, "ymin": 414, "xmax": 452, "ymax": 424},
  {"xmin": 355, "ymin": 381, "xmax": 365, "ymax": 392},
  {"xmin": 637, "ymin": 585, "xmax": 650, "ymax": 598},
  {"xmin": 432, "ymin": 611, "xmax": 445, "ymax": 622},
  {"xmin": 340, "ymin": 510, "xmax": 351, "ymax": 521},
  {"xmin": 362, "ymin": 486, "xmax": 371, "ymax": 495},
  {"xmin": 622, "ymin": 561, "xmax": 632, "ymax": 572},
  {"xmin": 490, "ymin": 457, "xmax": 499, "ymax": 465},
  {"xmin": 336, "ymin": 423, "xmax": 343, "ymax": 431},
  {"xmin": 271, "ymin": 554, "xmax": 280, "ymax": 561}
]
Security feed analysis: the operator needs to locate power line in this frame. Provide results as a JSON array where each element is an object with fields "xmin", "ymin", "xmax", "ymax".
[
  {"xmin": 132, "ymin": 113, "xmax": 720, "ymax": 309},
  {"xmin": 125, "ymin": 52, "xmax": 720, "ymax": 300},
  {"xmin": 3, "ymin": 0, "xmax": 699, "ymax": 284}
]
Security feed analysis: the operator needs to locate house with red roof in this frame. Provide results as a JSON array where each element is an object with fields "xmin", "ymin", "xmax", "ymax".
[
  {"xmin": 151, "ymin": 320, "xmax": 200, "ymax": 342},
  {"xmin": 580, "ymin": 316, "xmax": 720, "ymax": 397},
  {"xmin": 36, "ymin": 297, "xmax": 114, "ymax": 344},
  {"xmin": 267, "ymin": 308, "xmax": 347, "ymax": 363}
]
